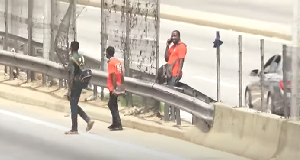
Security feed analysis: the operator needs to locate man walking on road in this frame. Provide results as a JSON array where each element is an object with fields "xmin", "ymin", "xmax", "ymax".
[
  {"xmin": 65, "ymin": 41, "xmax": 95, "ymax": 135},
  {"xmin": 106, "ymin": 46, "xmax": 124, "ymax": 131}
]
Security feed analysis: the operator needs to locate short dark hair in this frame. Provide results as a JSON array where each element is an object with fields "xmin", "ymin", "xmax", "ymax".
[
  {"xmin": 70, "ymin": 41, "xmax": 79, "ymax": 52},
  {"xmin": 106, "ymin": 46, "xmax": 115, "ymax": 56},
  {"xmin": 172, "ymin": 30, "xmax": 180, "ymax": 37}
]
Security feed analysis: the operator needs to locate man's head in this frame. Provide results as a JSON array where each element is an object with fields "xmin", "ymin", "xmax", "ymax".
[
  {"xmin": 70, "ymin": 41, "xmax": 79, "ymax": 54},
  {"xmin": 171, "ymin": 30, "xmax": 180, "ymax": 44},
  {"xmin": 106, "ymin": 46, "xmax": 115, "ymax": 59}
]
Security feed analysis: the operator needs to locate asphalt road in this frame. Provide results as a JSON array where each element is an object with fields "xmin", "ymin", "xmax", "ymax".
[
  {"xmin": 0, "ymin": 97, "xmax": 250, "ymax": 160},
  {"xmin": 162, "ymin": 0, "xmax": 293, "ymax": 25}
]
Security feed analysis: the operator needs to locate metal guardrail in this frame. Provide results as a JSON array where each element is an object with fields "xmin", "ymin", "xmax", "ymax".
[{"xmin": 0, "ymin": 50, "xmax": 215, "ymax": 126}]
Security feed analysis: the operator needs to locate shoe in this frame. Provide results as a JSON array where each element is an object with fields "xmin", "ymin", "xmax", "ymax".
[
  {"xmin": 86, "ymin": 120, "xmax": 95, "ymax": 132},
  {"xmin": 109, "ymin": 124, "xmax": 123, "ymax": 131},
  {"xmin": 65, "ymin": 130, "xmax": 78, "ymax": 135},
  {"xmin": 108, "ymin": 124, "xmax": 114, "ymax": 129}
]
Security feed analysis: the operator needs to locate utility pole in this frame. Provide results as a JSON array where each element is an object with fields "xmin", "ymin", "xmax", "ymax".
[{"xmin": 291, "ymin": 0, "xmax": 300, "ymax": 120}]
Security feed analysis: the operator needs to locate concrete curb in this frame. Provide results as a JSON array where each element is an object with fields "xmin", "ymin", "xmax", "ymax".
[
  {"xmin": 0, "ymin": 85, "xmax": 186, "ymax": 141},
  {"xmin": 60, "ymin": 0, "xmax": 290, "ymax": 40}
]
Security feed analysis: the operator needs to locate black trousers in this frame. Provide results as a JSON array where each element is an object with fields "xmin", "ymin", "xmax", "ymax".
[
  {"xmin": 70, "ymin": 89, "xmax": 90, "ymax": 131},
  {"xmin": 108, "ymin": 92, "xmax": 121, "ymax": 125}
]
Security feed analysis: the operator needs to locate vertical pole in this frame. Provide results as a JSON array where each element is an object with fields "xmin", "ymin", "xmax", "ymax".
[
  {"xmin": 125, "ymin": 0, "xmax": 132, "ymax": 107},
  {"xmin": 4, "ymin": 0, "xmax": 8, "ymax": 75},
  {"xmin": 291, "ymin": 0, "xmax": 300, "ymax": 120},
  {"xmin": 4, "ymin": 0, "xmax": 8, "ymax": 54},
  {"xmin": 282, "ymin": 45, "xmax": 289, "ymax": 118},
  {"xmin": 100, "ymin": 0, "xmax": 106, "ymax": 101},
  {"xmin": 28, "ymin": 0, "xmax": 34, "ymax": 82},
  {"xmin": 260, "ymin": 39, "xmax": 265, "ymax": 112},
  {"xmin": 71, "ymin": 0, "xmax": 77, "ymax": 41},
  {"xmin": 8, "ymin": 0, "xmax": 14, "ymax": 80},
  {"xmin": 48, "ymin": 0, "xmax": 56, "ymax": 84},
  {"xmin": 216, "ymin": 39, "xmax": 221, "ymax": 102},
  {"xmin": 43, "ymin": 0, "xmax": 51, "ymax": 85},
  {"xmin": 154, "ymin": 0, "xmax": 161, "ymax": 112},
  {"xmin": 238, "ymin": 35, "xmax": 243, "ymax": 107},
  {"xmin": 291, "ymin": 46, "xmax": 299, "ymax": 120},
  {"xmin": 155, "ymin": 0, "xmax": 160, "ymax": 77}
]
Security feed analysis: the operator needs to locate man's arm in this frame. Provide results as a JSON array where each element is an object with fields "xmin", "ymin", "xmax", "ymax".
[
  {"xmin": 68, "ymin": 64, "xmax": 75, "ymax": 93},
  {"xmin": 110, "ymin": 73, "xmax": 117, "ymax": 89},
  {"xmin": 165, "ymin": 45, "xmax": 170, "ymax": 62},
  {"xmin": 177, "ymin": 59, "xmax": 185, "ymax": 76},
  {"xmin": 176, "ymin": 44, "xmax": 187, "ymax": 77},
  {"xmin": 165, "ymin": 39, "xmax": 172, "ymax": 62}
]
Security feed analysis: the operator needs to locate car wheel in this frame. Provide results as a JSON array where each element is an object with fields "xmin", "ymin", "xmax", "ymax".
[{"xmin": 245, "ymin": 88, "xmax": 253, "ymax": 108}]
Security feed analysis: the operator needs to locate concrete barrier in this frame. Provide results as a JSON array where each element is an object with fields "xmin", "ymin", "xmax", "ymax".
[
  {"xmin": 275, "ymin": 121, "xmax": 300, "ymax": 160},
  {"xmin": 184, "ymin": 102, "xmax": 298, "ymax": 160}
]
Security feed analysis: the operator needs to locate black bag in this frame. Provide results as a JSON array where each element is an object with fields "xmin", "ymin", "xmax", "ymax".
[{"xmin": 72, "ymin": 55, "xmax": 92, "ymax": 89}]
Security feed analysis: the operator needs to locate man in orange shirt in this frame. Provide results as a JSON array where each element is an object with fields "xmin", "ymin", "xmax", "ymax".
[
  {"xmin": 165, "ymin": 30, "xmax": 187, "ymax": 86},
  {"xmin": 164, "ymin": 30, "xmax": 187, "ymax": 121},
  {"xmin": 106, "ymin": 46, "xmax": 124, "ymax": 131}
]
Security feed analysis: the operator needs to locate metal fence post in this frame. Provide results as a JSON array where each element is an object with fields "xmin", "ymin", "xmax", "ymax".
[
  {"xmin": 260, "ymin": 39, "xmax": 265, "ymax": 112},
  {"xmin": 28, "ymin": 0, "xmax": 35, "ymax": 82},
  {"xmin": 125, "ymin": 0, "xmax": 132, "ymax": 107},
  {"xmin": 213, "ymin": 31, "xmax": 222, "ymax": 102},
  {"xmin": 238, "ymin": 35, "xmax": 243, "ymax": 107},
  {"xmin": 216, "ymin": 38, "xmax": 221, "ymax": 102},
  {"xmin": 100, "ymin": 0, "xmax": 107, "ymax": 101},
  {"xmin": 154, "ymin": 0, "xmax": 161, "ymax": 114},
  {"xmin": 282, "ymin": 44, "xmax": 289, "ymax": 118},
  {"xmin": 43, "ymin": 0, "xmax": 52, "ymax": 85},
  {"xmin": 291, "ymin": 46, "xmax": 300, "ymax": 120},
  {"xmin": 4, "ymin": 0, "xmax": 8, "ymax": 74}
]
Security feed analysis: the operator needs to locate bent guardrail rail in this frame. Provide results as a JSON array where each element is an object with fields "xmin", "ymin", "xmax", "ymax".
[{"xmin": 0, "ymin": 50, "xmax": 215, "ymax": 126}]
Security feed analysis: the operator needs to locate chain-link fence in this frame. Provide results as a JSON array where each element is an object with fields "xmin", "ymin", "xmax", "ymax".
[
  {"xmin": 0, "ymin": 0, "xmax": 161, "ymax": 110},
  {"xmin": 101, "ymin": 0, "xmax": 159, "ymax": 80},
  {"xmin": 101, "ymin": 0, "xmax": 160, "ymax": 108}
]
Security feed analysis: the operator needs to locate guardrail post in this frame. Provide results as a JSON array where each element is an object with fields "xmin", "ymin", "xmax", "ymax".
[{"xmin": 164, "ymin": 102, "xmax": 170, "ymax": 121}]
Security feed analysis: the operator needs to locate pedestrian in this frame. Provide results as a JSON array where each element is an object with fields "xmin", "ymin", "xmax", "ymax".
[
  {"xmin": 164, "ymin": 30, "xmax": 187, "ymax": 120},
  {"xmin": 65, "ymin": 41, "xmax": 95, "ymax": 135},
  {"xmin": 165, "ymin": 30, "xmax": 187, "ymax": 86},
  {"xmin": 106, "ymin": 46, "xmax": 124, "ymax": 131}
]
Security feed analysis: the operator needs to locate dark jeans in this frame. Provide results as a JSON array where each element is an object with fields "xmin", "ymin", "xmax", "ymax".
[
  {"xmin": 70, "ymin": 89, "xmax": 90, "ymax": 131},
  {"xmin": 167, "ymin": 76, "xmax": 179, "ymax": 120},
  {"xmin": 108, "ymin": 92, "xmax": 121, "ymax": 125},
  {"xmin": 167, "ymin": 76, "xmax": 177, "ymax": 86}
]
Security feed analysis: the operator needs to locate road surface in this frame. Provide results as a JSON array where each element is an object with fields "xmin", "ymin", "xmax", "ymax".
[
  {"xmin": 162, "ymin": 0, "xmax": 293, "ymax": 25},
  {"xmin": 0, "ymin": 97, "xmax": 250, "ymax": 160}
]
